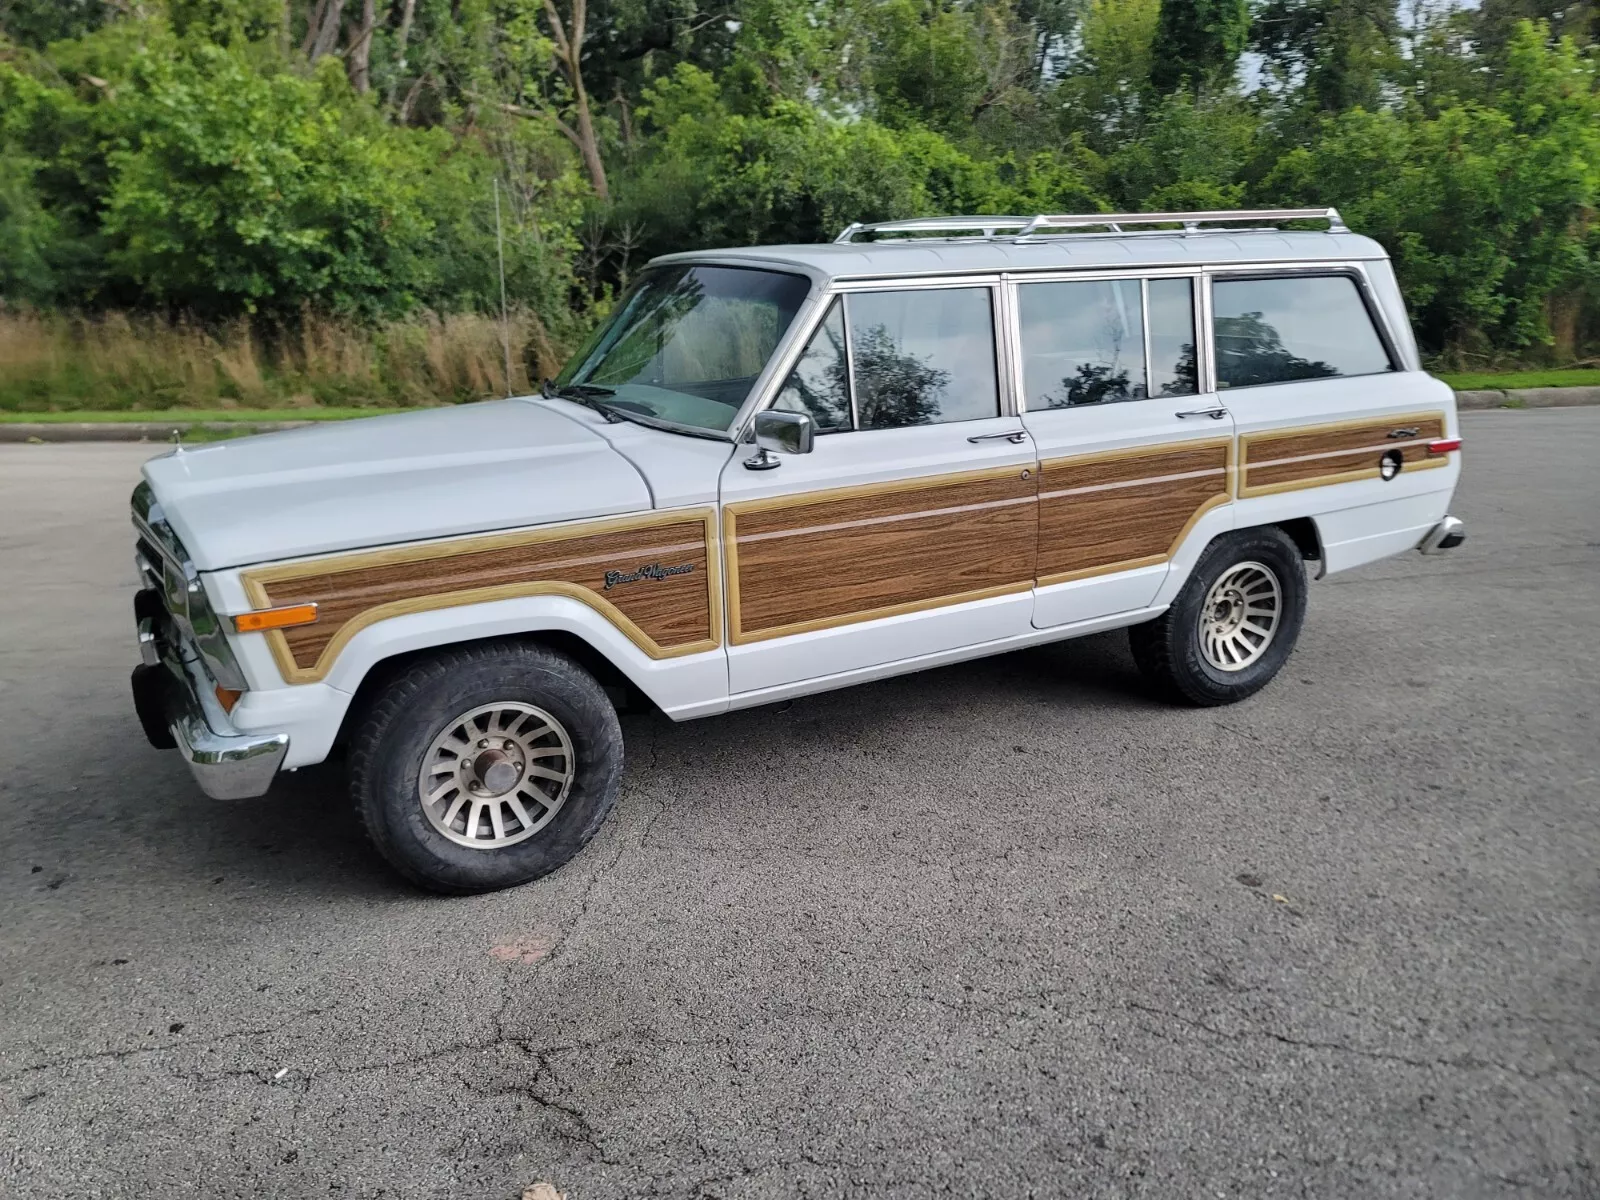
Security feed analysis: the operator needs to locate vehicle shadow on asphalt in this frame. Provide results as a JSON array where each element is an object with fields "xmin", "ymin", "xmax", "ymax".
[{"xmin": 106, "ymin": 630, "xmax": 1152, "ymax": 901}]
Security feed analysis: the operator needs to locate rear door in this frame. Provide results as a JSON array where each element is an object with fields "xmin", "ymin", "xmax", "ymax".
[
  {"xmin": 1014, "ymin": 272, "xmax": 1237, "ymax": 629},
  {"xmin": 720, "ymin": 279, "xmax": 1038, "ymax": 696},
  {"xmin": 1211, "ymin": 269, "xmax": 1458, "ymax": 572}
]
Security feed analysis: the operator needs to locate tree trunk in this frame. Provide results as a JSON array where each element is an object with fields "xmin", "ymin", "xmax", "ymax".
[
  {"xmin": 387, "ymin": 0, "xmax": 418, "ymax": 108},
  {"xmin": 308, "ymin": 0, "xmax": 347, "ymax": 61},
  {"xmin": 542, "ymin": 0, "xmax": 609, "ymax": 202},
  {"xmin": 348, "ymin": 0, "xmax": 378, "ymax": 93}
]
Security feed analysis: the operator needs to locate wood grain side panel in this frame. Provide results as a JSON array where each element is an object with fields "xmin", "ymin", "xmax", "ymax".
[
  {"xmin": 728, "ymin": 468, "xmax": 1035, "ymax": 642},
  {"xmin": 1036, "ymin": 441, "xmax": 1231, "ymax": 583},
  {"xmin": 248, "ymin": 512, "xmax": 717, "ymax": 680},
  {"xmin": 1240, "ymin": 413, "xmax": 1447, "ymax": 495},
  {"xmin": 734, "ymin": 472, "xmax": 1029, "ymax": 540}
]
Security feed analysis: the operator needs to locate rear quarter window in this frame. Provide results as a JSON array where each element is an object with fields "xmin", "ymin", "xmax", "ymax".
[{"xmin": 1213, "ymin": 275, "xmax": 1393, "ymax": 389}]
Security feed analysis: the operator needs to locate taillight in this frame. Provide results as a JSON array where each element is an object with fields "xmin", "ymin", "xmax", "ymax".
[{"xmin": 1427, "ymin": 438, "xmax": 1462, "ymax": 456}]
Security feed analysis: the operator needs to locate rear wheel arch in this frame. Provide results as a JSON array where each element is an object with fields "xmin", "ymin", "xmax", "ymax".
[{"xmin": 1272, "ymin": 516, "xmax": 1326, "ymax": 577}]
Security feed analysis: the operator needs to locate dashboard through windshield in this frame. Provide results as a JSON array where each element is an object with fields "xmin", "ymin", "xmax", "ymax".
[{"xmin": 555, "ymin": 264, "xmax": 812, "ymax": 436}]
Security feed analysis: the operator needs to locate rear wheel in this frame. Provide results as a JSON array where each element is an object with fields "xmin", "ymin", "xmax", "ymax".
[
  {"xmin": 1129, "ymin": 527, "xmax": 1308, "ymax": 706},
  {"xmin": 349, "ymin": 641, "xmax": 623, "ymax": 894}
]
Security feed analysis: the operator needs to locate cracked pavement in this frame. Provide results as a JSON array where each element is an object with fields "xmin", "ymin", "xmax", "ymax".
[{"xmin": 1, "ymin": 409, "xmax": 1597, "ymax": 1198}]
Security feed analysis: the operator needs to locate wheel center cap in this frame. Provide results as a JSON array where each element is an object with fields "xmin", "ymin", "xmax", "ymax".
[{"xmin": 469, "ymin": 748, "xmax": 523, "ymax": 796}]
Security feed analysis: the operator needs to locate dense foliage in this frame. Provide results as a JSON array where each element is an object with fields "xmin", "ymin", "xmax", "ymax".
[{"xmin": 1, "ymin": 0, "xmax": 1597, "ymax": 367}]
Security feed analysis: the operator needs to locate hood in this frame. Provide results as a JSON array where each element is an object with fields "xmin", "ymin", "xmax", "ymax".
[{"xmin": 143, "ymin": 399, "xmax": 653, "ymax": 570}]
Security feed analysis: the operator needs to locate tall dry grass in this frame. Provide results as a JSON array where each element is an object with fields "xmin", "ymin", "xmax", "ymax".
[{"xmin": 0, "ymin": 306, "xmax": 571, "ymax": 412}]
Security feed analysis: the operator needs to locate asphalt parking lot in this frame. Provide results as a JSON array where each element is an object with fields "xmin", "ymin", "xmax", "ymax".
[{"xmin": 1, "ymin": 409, "xmax": 1596, "ymax": 1199}]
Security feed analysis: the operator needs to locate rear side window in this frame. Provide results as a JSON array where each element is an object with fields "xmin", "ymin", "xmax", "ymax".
[
  {"xmin": 1212, "ymin": 275, "xmax": 1392, "ymax": 389},
  {"xmin": 1017, "ymin": 277, "xmax": 1198, "ymax": 410}
]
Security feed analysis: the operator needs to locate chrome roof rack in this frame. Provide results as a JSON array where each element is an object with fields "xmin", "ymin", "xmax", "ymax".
[{"xmin": 832, "ymin": 207, "xmax": 1347, "ymax": 244}]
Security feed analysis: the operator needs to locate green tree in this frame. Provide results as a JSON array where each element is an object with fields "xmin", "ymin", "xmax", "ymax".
[
  {"xmin": 1149, "ymin": 0, "xmax": 1250, "ymax": 93},
  {"xmin": 1252, "ymin": 0, "xmax": 1400, "ymax": 115}
]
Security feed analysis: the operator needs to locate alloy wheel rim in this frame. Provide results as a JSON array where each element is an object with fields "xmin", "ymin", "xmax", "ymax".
[
  {"xmin": 1199, "ymin": 561, "xmax": 1282, "ymax": 672},
  {"xmin": 417, "ymin": 702, "xmax": 574, "ymax": 850}
]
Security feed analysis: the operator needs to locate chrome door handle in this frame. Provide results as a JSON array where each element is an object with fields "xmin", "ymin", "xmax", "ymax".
[
  {"xmin": 1176, "ymin": 406, "xmax": 1229, "ymax": 420},
  {"xmin": 1387, "ymin": 427, "xmax": 1419, "ymax": 439},
  {"xmin": 967, "ymin": 430, "xmax": 1028, "ymax": 444}
]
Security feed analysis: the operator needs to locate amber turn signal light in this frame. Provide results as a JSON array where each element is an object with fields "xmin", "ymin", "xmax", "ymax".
[
  {"xmin": 215, "ymin": 685, "xmax": 242, "ymax": 713},
  {"xmin": 233, "ymin": 603, "xmax": 318, "ymax": 633}
]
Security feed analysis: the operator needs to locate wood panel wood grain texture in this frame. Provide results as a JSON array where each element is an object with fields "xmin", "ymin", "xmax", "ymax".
[
  {"xmin": 1036, "ymin": 438, "xmax": 1233, "ymax": 586},
  {"xmin": 240, "ymin": 509, "xmax": 721, "ymax": 684},
  {"xmin": 1238, "ymin": 412, "xmax": 1447, "ymax": 498},
  {"xmin": 725, "ymin": 465, "xmax": 1036, "ymax": 643}
]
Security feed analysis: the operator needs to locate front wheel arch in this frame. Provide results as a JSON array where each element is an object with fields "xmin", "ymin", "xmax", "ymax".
[{"xmin": 333, "ymin": 629, "xmax": 657, "ymax": 757}]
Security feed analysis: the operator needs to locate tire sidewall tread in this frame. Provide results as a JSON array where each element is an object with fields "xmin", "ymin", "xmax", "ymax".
[
  {"xmin": 348, "ymin": 641, "xmax": 623, "ymax": 894},
  {"xmin": 1130, "ymin": 527, "xmax": 1308, "ymax": 707}
]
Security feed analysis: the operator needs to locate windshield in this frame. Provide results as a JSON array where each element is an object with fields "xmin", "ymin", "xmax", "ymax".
[{"xmin": 555, "ymin": 265, "xmax": 811, "ymax": 436}]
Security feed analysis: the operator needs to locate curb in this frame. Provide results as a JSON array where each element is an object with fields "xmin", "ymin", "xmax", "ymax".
[
  {"xmin": 2, "ymin": 387, "xmax": 1597, "ymax": 441},
  {"xmin": 0, "ymin": 420, "xmax": 315, "ymax": 443},
  {"xmin": 1454, "ymin": 386, "xmax": 1600, "ymax": 410}
]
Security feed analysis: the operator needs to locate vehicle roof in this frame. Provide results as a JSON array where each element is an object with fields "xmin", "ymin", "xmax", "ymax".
[{"xmin": 652, "ymin": 230, "xmax": 1390, "ymax": 283}]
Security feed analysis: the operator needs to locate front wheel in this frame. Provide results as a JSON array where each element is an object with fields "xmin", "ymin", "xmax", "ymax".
[
  {"xmin": 349, "ymin": 641, "xmax": 624, "ymax": 894},
  {"xmin": 1129, "ymin": 527, "xmax": 1308, "ymax": 706}
]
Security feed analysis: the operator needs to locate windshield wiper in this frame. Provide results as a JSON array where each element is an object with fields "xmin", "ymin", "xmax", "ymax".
[
  {"xmin": 542, "ymin": 379, "xmax": 622, "ymax": 422},
  {"xmin": 540, "ymin": 378, "xmax": 730, "ymax": 440}
]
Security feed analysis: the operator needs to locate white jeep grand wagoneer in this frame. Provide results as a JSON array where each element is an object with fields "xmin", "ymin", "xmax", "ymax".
[{"xmin": 130, "ymin": 208, "xmax": 1465, "ymax": 893}]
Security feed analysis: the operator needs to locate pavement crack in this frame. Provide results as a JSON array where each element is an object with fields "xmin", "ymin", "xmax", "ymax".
[
  {"xmin": 1127, "ymin": 1002, "xmax": 1600, "ymax": 1085},
  {"xmin": 0, "ymin": 1006, "xmax": 332, "ymax": 1086}
]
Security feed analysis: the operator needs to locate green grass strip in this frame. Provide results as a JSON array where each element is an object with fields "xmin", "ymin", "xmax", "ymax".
[
  {"xmin": 1437, "ymin": 369, "xmax": 1600, "ymax": 391},
  {"xmin": 0, "ymin": 406, "xmax": 443, "ymax": 423}
]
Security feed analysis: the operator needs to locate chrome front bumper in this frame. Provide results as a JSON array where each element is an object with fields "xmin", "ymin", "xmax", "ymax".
[
  {"xmin": 1418, "ymin": 515, "xmax": 1466, "ymax": 555},
  {"xmin": 131, "ymin": 591, "xmax": 288, "ymax": 800}
]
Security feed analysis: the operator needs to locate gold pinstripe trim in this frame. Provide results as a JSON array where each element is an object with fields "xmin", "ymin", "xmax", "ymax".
[
  {"xmin": 240, "ymin": 508, "xmax": 723, "ymax": 685},
  {"xmin": 1236, "ymin": 410, "xmax": 1449, "ymax": 499},
  {"xmin": 724, "ymin": 463, "xmax": 1034, "ymax": 646},
  {"xmin": 1035, "ymin": 436, "xmax": 1235, "ymax": 588}
]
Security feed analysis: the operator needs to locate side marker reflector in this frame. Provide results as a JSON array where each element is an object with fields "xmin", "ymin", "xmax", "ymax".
[
  {"xmin": 1427, "ymin": 438, "xmax": 1462, "ymax": 455},
  {"xmin": 234, "ymin": 603, "xmax": 318, "ymax": 633}
]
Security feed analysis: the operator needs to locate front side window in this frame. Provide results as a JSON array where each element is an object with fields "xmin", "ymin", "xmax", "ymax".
[
  {"xmin": 1017, "ymin": 277, "xmax": 1198, "ymax": 410},
  {"xmin": 768, "ymin": 286, "xmax": 1001, "ymax": 433},
  {"xmin": 558, "ymin": 265, "xmax": 811, "ymax": 434},
  {"xmin": 849, "ymin": 288, "xmax": 999, "ymax": 429},
  {"xmin": 771, "ymin": 299, "xmax": 851, "ymax": 432},
  {"xmin": 1212, "ymin": 275, "xmax": 1392, "ymax": 389}
]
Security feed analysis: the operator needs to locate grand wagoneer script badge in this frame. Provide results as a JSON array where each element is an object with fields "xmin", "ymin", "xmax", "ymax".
[{"xmin": 603, "ymin": 562, "xmax": 695, "ymax": 590}]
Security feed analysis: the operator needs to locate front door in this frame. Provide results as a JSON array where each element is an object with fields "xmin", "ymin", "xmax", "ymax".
[
  {"xmin": 1014, "ymin": 273, "xmax": 1237, "ymax": 628},
  {"xmin": 720, "ymin": 282, "xmax": 1038, "ymax": 696}
]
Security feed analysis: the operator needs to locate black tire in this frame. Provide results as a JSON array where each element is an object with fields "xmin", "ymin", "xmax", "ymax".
[
  {"xmin": 348, "ymin": 640, "xmax": 623, "ymax": 894},
  {"xmin": 1128, "ymin": 526, "xmax": 1308, "ymax": 706}
]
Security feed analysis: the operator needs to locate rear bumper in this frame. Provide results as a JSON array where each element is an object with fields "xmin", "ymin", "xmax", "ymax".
[
  {"xmin": 1418, "ymin": 515, "xmax": 1466, "ymax": 554},
  {"xmin": 131, "ymin": 592, "xmax": 288, "ymax": 800}
]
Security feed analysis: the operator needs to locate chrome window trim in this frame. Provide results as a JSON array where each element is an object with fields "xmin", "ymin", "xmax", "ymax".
[
  {"xmin": 1008, "ymin": 271, "xmax": 1206, "ymax": 413},
  {"xmin": 1206, "ymin": 263, "xmax": 1402, "ymax": 393},
  {"xmin": 1140, "ymin": 277, "xmax": 1154, "ymax": 402},
  {"xmin": 994, "ymin": 277, "xmax": 1022, "ymax": 420},
  {"xmin": 840, "ymin": 294, "xmax": 860, "ymax": 431},
  {"xmin": 733, "ymin": 257, "xmax": 1398, "ymax": 433},
  {"xmin": 734, "ymin": 276, "xmax": 1009, "ymax": 438}
]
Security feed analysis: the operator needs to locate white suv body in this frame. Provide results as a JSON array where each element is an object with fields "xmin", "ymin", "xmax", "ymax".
[{"xmin": 129, "ymin": 209, "xmax": 1464, "ymax": 892}]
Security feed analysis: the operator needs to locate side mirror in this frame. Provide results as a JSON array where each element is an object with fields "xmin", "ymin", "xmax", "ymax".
[{"xmin": 745, "ymin": 409, "xmax": 814, "ymax": 470}]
